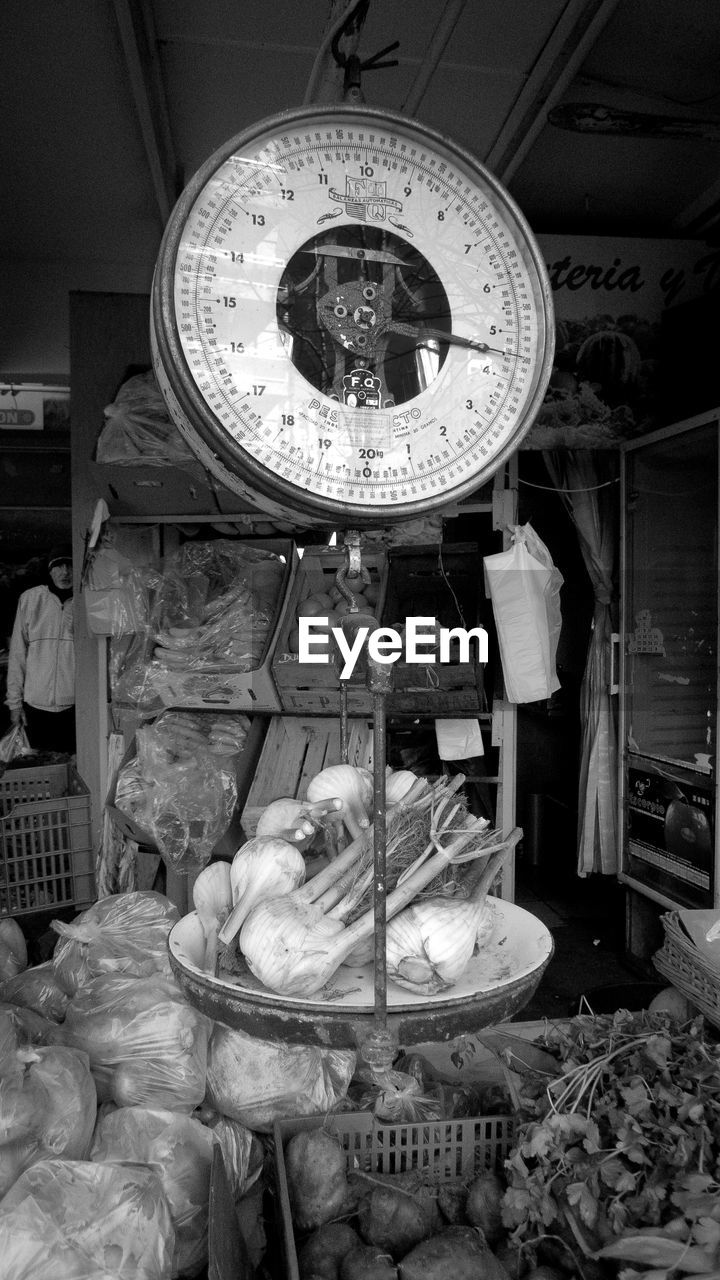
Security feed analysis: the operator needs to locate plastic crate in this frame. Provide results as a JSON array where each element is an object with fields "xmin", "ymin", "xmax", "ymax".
[
  {"xmin": 0, "ymin": 762, "xmax": 95, "ymax": 916},
  {"xmin": 273, "ymin": 1110, "xmax": 514, "ymax": 1280}
]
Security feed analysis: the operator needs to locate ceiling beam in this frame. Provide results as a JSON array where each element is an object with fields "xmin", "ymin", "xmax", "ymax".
[
  {"xmin": 673, "ymin": 174, "xmax": 720, "ymax": 237},
  {"xmin": 111, "ymin": 0, "xmax": 178, "ymax": 226},
  {"xmin": 401, "ymin": 0, "xmax": 468, "ymax": 116},
  {"xmin": 484, "ymin": 0, "xmax": 622, "ymax": 185}
]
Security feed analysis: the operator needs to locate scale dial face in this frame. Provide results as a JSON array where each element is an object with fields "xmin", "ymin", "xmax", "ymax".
[{"xmin": 152, "ymin": 104, "xmax": 554, "ymax": 524}]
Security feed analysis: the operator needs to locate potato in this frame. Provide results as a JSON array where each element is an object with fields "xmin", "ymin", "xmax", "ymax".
[
  {"xmin": 285, "ymin": 1129, "xmax": 354, "ymax": 1231},
  {"xmin": 437, "ymin": 1184, "xmax": 467, "ymax": 1225},
  {"xmin": 340, "ymin": 1244, "xmax": 398, "ymax": 1279},
  {"xmin": 299, "ymin": 1222, "xmax": 363, "ymax": 1280},
  {"xmin": 357, "ymin": 1185, "xmax": 429, "ymax": 1259},
  {"xmin": 465, "ymin": 1172, "xmax": 504, "ymax": 1245},
  {"xmin": 399, "ymin": 1225, "xmax": 511, "ymax": 1280},
  {"xmin": 350, "ymin": 1172, "xmax": 441, "ymax": 1236}
]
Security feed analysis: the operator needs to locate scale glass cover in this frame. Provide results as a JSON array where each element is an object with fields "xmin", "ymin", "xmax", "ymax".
[{"xmin": 151, "ymin": 104, "xmax": 554, "ymax": 525}]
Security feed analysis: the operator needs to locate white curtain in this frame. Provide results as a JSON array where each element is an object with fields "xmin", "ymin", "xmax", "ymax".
[{"xmin": 543, "ymin": 450, "xmax": 619, "ymax": 876}]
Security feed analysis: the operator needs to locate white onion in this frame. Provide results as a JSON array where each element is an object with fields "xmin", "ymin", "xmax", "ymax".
[
  {"xmin": 386, "ymin": 896, "xmax": 496, "ymax": 996},
  {"xmin": 239, "ymin": 897, "xmax": 345, "ymax": 996},
  {"xmin": 218, "ymin": 837, "xmax": 305, "ymax": 948}
]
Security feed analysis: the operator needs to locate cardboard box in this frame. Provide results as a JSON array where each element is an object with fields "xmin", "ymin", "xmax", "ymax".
[{"xmin": 151, "ymin": 539, "xmax": 298, "ymax": 712}]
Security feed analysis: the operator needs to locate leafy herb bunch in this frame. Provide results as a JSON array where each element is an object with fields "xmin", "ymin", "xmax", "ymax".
[{"xmin": 502, "ymin": 1010, "xmax": 720, "ymax": 1277}]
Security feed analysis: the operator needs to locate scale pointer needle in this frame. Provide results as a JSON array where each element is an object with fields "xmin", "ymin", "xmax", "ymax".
[{"xmin": 385, "ymin": 320, "xmax": 517, "ymax": 356}]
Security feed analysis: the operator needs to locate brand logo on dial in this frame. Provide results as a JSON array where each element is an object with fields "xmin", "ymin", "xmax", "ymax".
[
  {"xmin": 298, "ymin": 616, "xmax": 488, "ymax": 680},
  {"xmin": 326, "ymin": 175, "xmax": 403, "ymax": 223}
]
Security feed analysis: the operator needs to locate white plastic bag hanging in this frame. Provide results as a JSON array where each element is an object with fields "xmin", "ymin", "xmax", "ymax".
[{"xmin": 483, "ymin": 523, "xmax": 563, "ymax": 704}]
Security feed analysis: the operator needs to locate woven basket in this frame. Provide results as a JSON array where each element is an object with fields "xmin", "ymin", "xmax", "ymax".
[{"xmin": 653, "ymin": 910, "xmax": 720, "ymax": 1029}]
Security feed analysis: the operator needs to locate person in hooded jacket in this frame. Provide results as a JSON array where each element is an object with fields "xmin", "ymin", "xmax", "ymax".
[{"xmin": 5, "ymin": 544, "xmax": 76, "ymax": 753}]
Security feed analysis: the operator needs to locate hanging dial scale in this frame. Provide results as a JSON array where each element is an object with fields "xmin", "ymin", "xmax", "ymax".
[{"xmin": 151, "ymin": 103, "xmax": 554, "ymax": 526}]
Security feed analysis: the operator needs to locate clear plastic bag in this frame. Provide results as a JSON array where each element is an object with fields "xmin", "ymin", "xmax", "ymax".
[
  {"xmin": 91, "ymin": 1105, "xmax": 215, "ymax": 1279},
  {"xmin": 0, "ymin": 1001, "xmax": 57, "ymax": 1049},
  {"xmin": 0, "ymin": 1045, "xmax": 97, "ymax": 1198},
  {"xmin": 204, "ymin": 1024, "xmax": 356, "ymax": 1131},
  {"xmin": 96, "ymin": 368, "xmax": 196, "ymax": 467},
  {"xmin": 0, "ymin": 1157, "xmax": 175, "ymax": 1279},
  {"xmin": 60, "ymin": 973, "xmax": 211, "ymax": 1112},
  {"xmin": 0, "ymin": 961, "xmax": 70, "ymax": 1022},
  {"xmin": 50, "ymin": 891, "xmax": 179, "ymax": 996},
  {"xmin": 0, "ymin": 723, "xmax": 33, "ymax": 765},
  {"xmin": 82, "ymin": 544, "xmax": 144, "ymax": 637},
  {"xmin": 111, "ymin": 714, "xmax": 244, "ymax": 872},
  {"xmin": 199, "ymin": 1109, "xmax": 265, "ymax": 1203},
  {"xmin": 109, "ymin": 540, "xmax": 287, "ymax": 710},
  {"xmin": 149, "ymin": 540, "xmax": 285, "ymax": 673},
  {"xmin": 483, "ymin": 522, "xmax": 564, "ymax": 704}
]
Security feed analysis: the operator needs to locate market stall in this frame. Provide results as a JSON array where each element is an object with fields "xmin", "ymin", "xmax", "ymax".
[{"xmin": 3, "ymin": 9, "xmax": 720, "ymax": 1280}]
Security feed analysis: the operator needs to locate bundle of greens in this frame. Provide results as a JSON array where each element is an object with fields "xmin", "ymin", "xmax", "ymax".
[{"xmin": 501, "ymin": 1010, "xmax": 720, "ymax": 1279}]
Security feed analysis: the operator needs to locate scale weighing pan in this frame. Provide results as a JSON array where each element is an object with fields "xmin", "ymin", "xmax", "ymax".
[{"xmin": 168, "ymin": 898, "xmax": 554, "ymax": 1050}]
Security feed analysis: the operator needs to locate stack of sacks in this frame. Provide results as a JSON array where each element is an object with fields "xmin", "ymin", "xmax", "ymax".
[{"xmin": 0, "ymin": 891, "xmax": 265, "ymax": 1279}]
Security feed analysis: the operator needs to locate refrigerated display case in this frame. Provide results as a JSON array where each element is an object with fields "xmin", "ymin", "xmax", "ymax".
[{"xmin": 619, "ymin": 409, "xmax": 719, "ymax": 910}]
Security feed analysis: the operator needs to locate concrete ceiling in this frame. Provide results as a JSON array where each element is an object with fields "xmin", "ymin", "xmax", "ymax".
[{"xmin": 3, "ymin": 0, "xmax": 720, "ymax": 377}]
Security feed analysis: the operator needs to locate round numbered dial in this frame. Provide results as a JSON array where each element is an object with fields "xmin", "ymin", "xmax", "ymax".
[{"xmin": 151, "ymin": 104, "xmax": 554, "ymax": 524}]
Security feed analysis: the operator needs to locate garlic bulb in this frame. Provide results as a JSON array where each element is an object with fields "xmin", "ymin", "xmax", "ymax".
[
  {"xmin": 217, "ymin": 837, "xmax": 306, "ymax": 948},
  {"xmin": 192, "ymin": 861, "xmax": 233, "ymax": 973},
  {"xmin": 385, "ymin": 896, "xmax": 496, "ymax": 996},
  {"xmin": 239, "ymin": 897, "xmax": 345, "ymax": 996},
  {"xmin": 385, "ymin": 768, "xmax": 418, "ymax": 806},
  {"xmin": 305, "ymin": 765, "xmax": 371, "ymax": 841}
]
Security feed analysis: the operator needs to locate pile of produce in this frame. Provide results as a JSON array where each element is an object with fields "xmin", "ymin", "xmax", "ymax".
[
  {"xmin": 197, "ymin": 763, "xmax": 513, "ymax": 999},
  {"xmin": 279, "ymin": 1009, "xmax": 720, "ymax": 1280},
  {"xmin": 151, "ymin": 539, "xmax": 287, "ymax": 673},
  {"xmin": 283, "ymin": 1124, "xmax": 512, "ymax": 1280},
  {"xmin": 112, "ymin": 709, "xmax": 250, "ymax": 871},
  {"xmin": 111, "ymin": 538, "xmax": 288, "ymax": 709},
  {"xmin": 499, "ymin": 1009, "xmax": 720, "ymax": 1279},
  {"xmin": 0, "ymin": 892, "xmax": 264, "ymax": 1279},
  {"xmin": 284, "ymin": 564, "xmax": 382, "ymax": 657}
]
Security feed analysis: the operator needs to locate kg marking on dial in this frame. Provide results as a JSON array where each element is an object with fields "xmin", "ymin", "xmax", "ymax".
[{"xmin": 151, "ymin": 104, "xmax": 554, "ymax": 523}]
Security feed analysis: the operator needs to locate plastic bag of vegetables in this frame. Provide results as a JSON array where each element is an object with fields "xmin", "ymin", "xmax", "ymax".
[
  {"xmin": 59, "ymin": 973, "xmax": 211, "ymax": 1112},
  {"xmin": 205, "ymin": 1023, "xmax": 355, "ymax": 1131},
  {"xmin": 50, "ymin": 891, "xmax": 179, "ymax": 995},
  {"xmin": 0, "ymin": 960, "xmax": 70, "ymax": 1022},
  {"xmin": 122, "ymin": 730, "xmax": 238, "ymax": 873},
  {"xmin": 0, "ymin": 1157, "xmax": 174, "ymax": 1279},
  {"xmin": 0, "ymin": 918, "xmax": 27, "ymax": 983},
  {"xmin": 0, "ymin": 1002, "xmax": 57, "ymax": 1054},
  {"xmin": 0, "ymin": 1045, "xmax": 97, "ymax": 1198},
  {"xmin": 197, "ymin": 1107, "xmax": 265, "ymax": 1204},
  {"xmin": 91, "ymin": 1105, "xmax": 215, "ymax": 1278}
]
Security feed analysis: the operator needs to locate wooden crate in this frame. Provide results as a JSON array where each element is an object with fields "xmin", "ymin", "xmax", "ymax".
[
  {"xmin": 384, "ymin": 541, "xmax": 489, "ymax": 715},
  {"xmin": 239, "ymin": 715, "xmax": 373, "ymax": 839},
  {"xmin": 390, "ymin": 660, "xmax": 487, "ymax": 715},
  {"xmin": 270, "ymin": 546, "xmax": 387, "ymax": 715}
]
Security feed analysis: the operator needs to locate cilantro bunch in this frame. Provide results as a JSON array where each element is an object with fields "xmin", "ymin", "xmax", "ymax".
[{"xmin": 502, "ymin": 1010, "xmax": 720, "ymax": 1278}]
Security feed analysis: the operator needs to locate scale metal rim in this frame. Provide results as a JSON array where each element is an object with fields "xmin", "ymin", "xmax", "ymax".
[{"xmin": 150, "ymin": 101, "xmax": 555, "ymax": 527}]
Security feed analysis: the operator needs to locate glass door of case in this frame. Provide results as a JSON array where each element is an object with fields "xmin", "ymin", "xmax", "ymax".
[{"xmin": 620, "ymin": 412, "xmax": 719, "ymax": 909}]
